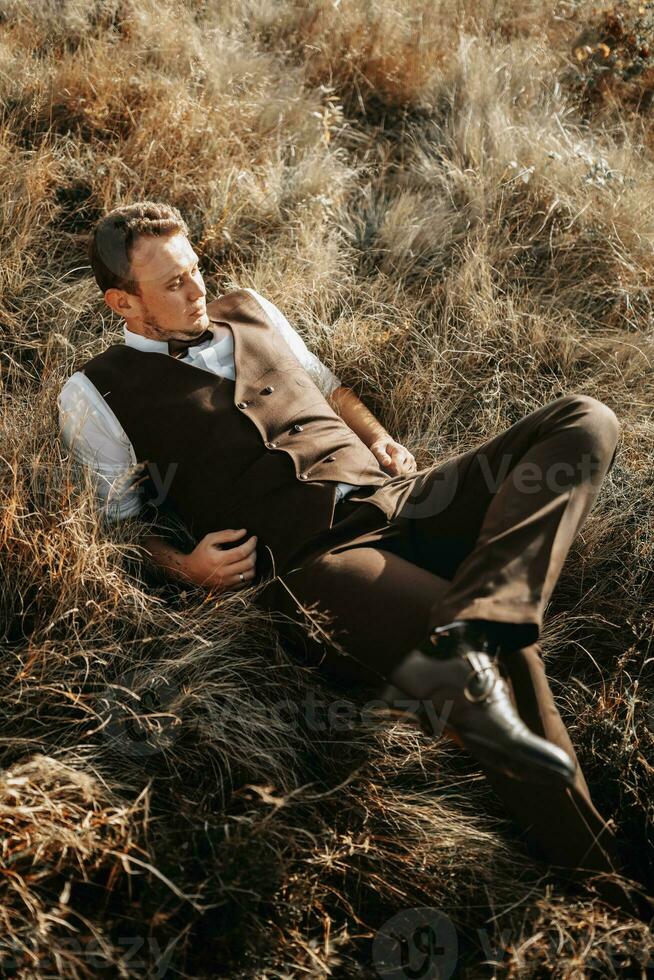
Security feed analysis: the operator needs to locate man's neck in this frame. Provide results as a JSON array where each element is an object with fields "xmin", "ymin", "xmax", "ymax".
[{"xmin": 123, "ymin": 323, "xmax": 169, "ymax": 353}]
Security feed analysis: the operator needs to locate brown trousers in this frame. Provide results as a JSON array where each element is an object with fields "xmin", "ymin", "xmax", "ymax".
[{"xmin": 259, "ymin": 394, "xmax": 624, "ymax": 882}]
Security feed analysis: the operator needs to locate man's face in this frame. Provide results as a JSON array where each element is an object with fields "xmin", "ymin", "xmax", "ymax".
[{"xmin": 107, "ymin": 232, "xmax": 210, "ymax": 340}]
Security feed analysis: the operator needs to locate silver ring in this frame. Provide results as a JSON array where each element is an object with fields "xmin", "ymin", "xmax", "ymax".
[{"xmin": 239, "ymin": 572, "xmax": 244, "ymax": 582}]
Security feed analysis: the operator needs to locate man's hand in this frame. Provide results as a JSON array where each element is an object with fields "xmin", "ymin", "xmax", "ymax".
[
  {"xmin": 369, "ymin": 437, "xmax": 417, "ymax": 476},
  {"xmin": 328, "ymin": 387, "xmax": 417, "ymax": 477},
  {"xmin": 183, "ymin": 528, "xmax": 258, "ymax": 591}
]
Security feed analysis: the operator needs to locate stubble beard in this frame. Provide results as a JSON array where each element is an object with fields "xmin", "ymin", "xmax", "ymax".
[{"xmin": 141, "ymin": 305, "xmax": 194, "ymax": 342}]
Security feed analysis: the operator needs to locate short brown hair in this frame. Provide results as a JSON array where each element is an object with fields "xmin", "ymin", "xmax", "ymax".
[{"xmin": 89, "ymin": 201, "xmax": 189, "ymax": 294}]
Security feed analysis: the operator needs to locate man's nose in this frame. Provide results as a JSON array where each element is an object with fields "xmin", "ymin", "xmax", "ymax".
[{"xmin": 188, "ymin": 277, "xmax": 206, "ymax": 302}]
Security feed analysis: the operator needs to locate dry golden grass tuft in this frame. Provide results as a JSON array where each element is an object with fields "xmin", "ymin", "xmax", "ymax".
[{"xmin": 0, "ymin": 0, "xmax": 652, "ymax": 976}]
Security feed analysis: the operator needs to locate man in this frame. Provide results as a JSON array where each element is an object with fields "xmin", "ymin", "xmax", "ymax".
[{"xmin": 58, "ymin": 201, "xmax": 645, "ymax": 916}]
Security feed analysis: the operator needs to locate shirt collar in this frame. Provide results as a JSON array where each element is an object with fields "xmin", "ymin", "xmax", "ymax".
[
  {"xmin": 123, "ymin": 324, "xmax": 169, "ymax": 353},
  {"xmin": 123, "ymin": 322, "xmax": 218, "ymax": 354}
]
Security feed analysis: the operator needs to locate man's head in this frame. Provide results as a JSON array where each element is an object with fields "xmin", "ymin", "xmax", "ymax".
[{"xmin": 89, "ymin": 201, "xmax": 209, "ymax": 341}]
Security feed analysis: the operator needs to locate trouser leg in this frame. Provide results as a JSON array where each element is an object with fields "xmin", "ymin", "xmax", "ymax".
[
  {"xmin": 256, "ymin": 393, "xmax": 624, "ymax": 890},
  {"xmin": 363, "ymin": 529, "xmax": 622, "ymax": 878},
  {"xmin": 260, "ymin": 543, "xmax": 451, "ymax": 687},
  {"xmin": 392, "ymin": 393, "xmax": 621, "ymax": 650},
  {"xmin": 353, "ymin": 539, "xmax": 622, "ymax": 877},
  {"xmin": 486, "ymin": 642, "xmax": 621, "ymax": 878},
  {"xmin": 258, "ymin": 543, "xmax": 621, "ymax": 880}
]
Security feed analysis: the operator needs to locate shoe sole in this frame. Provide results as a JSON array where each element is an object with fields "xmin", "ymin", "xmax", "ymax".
[
  {"xmin": 384, "ymin": 678, "xmax": 576, "ymax": 787},
  {"xmin": 442, "ymin": 723, "xmax": 464, "ymax": 749},
  {"xmin": 419, "ymin": 715, "xmax": 575, "ymax": 786},
  {"xmin": 456, "ymin": 726, "xmax": 576, "ymax": 786}
]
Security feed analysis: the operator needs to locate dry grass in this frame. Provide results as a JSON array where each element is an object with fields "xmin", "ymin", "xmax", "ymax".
[{"xmin": 0, "ymin": 0, "xmax": 652, "ymax": 976}]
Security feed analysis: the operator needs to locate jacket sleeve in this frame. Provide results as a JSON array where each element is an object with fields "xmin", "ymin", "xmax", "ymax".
[
  {"xmin": 243, "ymin": 288, "xmax": 343, "ymax": 396},
  {"xmin": 57, "ymin": 372, "xmax": 144, "ymax": 524}
]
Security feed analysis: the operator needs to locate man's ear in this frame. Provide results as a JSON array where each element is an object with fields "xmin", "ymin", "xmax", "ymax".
[{"xmin": 104, "ymin": 287, "xmax": 140, "ymax": 319}]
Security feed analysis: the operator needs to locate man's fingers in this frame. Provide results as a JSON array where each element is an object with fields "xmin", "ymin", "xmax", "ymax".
[
  {"xmin": 228, "ymin": 568, "xmax": 256, "ymax": 588},
  {"xmin": 386, "ymin": 445, "xmax": 417, "ymax": 472},
  {"xmin": 205, "ymin": 562, "xmax": 256, "ymax": 591},
  {"xmin": 223, "ymin": 554, "xmax": 257, "ymax": 576},
  {"xmin": 217, "ymin": 534, "xmax": 257, "ymax": 561},
  {"xmin": 391, "ymin": 447, "xmax": 416, "ymax": 471},
  {"xmin": 205, "ymin": 528, "xmax": 247, "ymax": 544},
  {"xmin": 390, "ymin": 456, "xmax": 416, "ymax": 475}
]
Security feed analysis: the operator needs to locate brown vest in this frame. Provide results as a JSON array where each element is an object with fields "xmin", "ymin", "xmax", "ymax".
[{"xmin": 79, "ymin": 289, "xmax": 407, "ymax": 575}]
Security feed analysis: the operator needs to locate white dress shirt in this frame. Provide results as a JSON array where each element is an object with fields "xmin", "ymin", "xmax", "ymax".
[{"xmin": 57, "ymin": 288, "xmax": 360, "ymax": 523}]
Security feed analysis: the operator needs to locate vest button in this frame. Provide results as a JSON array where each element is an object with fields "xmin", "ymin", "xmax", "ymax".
[
  {"xmin": 292, "ymin": 423, "xmax": 304, "ymax": 433},
  {"xmin": 236, "ymin": 401, "xmax": 249, "ymax": 410},
  {"xmin": 262, "ymin": 385, "xmax": 275, "ymax": 394},
  {"xmin": 299, "ymin": 473, "xmax": 308, "ymax": 480},
  {"xmin": 265, "ymin": 441, "xmax": 277, "ymax": 449}
]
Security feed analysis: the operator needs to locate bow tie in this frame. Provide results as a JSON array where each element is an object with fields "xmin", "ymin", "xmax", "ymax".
[{"xmin": 168, "ymin": 327, "xmax": 214, "ymax": 358}]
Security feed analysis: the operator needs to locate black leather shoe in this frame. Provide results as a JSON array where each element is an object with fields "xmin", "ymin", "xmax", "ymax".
[{"xmin": 378, "ymin": 620, "xmax": 577, "ymax": 786}]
